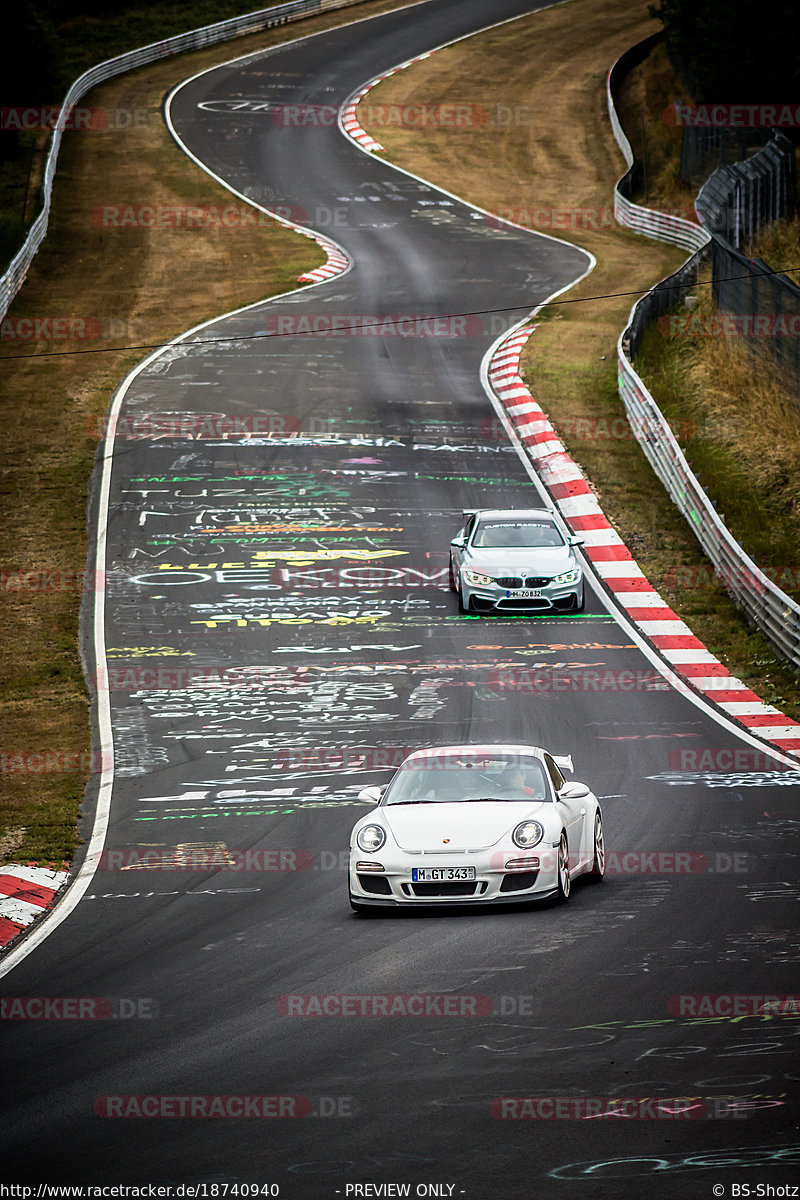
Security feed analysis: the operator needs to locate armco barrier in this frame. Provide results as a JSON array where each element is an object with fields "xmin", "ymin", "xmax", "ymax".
[
  {"xmin": 606, "ymin": 33, "xmax": 710, "ymax": 255},
  {"xmin": 0, "ymin": 0, "xmax": 369, "ymax": 322},
  {"xmin": 696, "ymin": 131, "xmax": 796, "ymax": 250},
  {"xmin": 608, "ymin": 38, "xmax": 800, "ymax": 671}
]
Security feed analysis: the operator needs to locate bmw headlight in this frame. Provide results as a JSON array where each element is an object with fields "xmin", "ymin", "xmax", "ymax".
[
  {"xmin": 512, "ymin": 820, "xmax": 545, "ymax": 848},
  {"xmin": 464, "ymin": 569, "xmax": 494, "ymax": 586},
  {"xmin": 552, "ymin": 568, "xmax": 581, "ymax": 585},
  {"xmin": 356, "ymin": 824, "xmax": 386, "ymax": 852}
]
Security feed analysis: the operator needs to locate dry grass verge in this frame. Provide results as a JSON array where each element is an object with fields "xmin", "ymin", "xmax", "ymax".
[{"xmin": 357, "ymin": 0, "xmax": 800, "ymax": 718}]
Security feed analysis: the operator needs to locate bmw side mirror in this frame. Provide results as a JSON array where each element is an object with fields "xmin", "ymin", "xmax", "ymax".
[
  {"xmin": 568, "ymin": 535, "xmax": 584, "ymax": 546},
  {"xmin": 357, "ymin": 786, "xmax": 383, "ymax": 803},
  {"xmin": 450, "ymin": 535, "xmax": 465, "ymax": 547}
]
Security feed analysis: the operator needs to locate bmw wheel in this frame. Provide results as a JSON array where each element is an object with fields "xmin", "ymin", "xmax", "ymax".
[
  {"xmin": 449, "ymin": 556, "xmax": 458, "ymax": 591},
  {"xmin": 555, "ymin": 833, "xmax": 571, "ymax": 904},
  {"xmin": 588, "ymin": 814, "xmax": 605, "ymax": 880},
  {"xmin": 458, "ymin": 582, "xmax": 467, "ymax": 613}
]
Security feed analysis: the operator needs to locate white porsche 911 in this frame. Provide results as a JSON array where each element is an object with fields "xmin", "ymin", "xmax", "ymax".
[{"xmin": 348, "ymin": 745, "xmax": 604, "ymax": 911}]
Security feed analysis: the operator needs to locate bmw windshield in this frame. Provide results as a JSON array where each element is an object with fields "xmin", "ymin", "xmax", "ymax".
[{"xmin": 471, "ymin": 521, "xmax": 564, "ymax": 549}]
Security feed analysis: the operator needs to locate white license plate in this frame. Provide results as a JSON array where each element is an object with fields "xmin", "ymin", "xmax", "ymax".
[
  {"xmin": 412, "ymin": 867, "xmax": 476, "ymax": 882},
  {"xmin": 508, "ymin": 589, "xmax": 542, "ymax": 598}
]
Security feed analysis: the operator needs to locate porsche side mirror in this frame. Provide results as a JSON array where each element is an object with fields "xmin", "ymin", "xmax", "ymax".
[
  {"xmin": 357, "ymin": 786, "xmax": 383, "ymax": 803},
  {"xmin": 559, "ymin": 782, "xmax": 590, "ymax": 800}
]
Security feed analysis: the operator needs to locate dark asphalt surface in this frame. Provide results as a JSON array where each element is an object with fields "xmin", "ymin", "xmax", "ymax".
[{"xmin": 1, "ymin": 1, "xmax": 798, "ymax": 1195}]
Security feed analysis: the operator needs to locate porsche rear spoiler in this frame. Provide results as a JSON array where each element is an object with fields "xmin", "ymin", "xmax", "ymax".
[{"xmin": 553, "ymin": 755, "xmax": 574, "ymax": 774}]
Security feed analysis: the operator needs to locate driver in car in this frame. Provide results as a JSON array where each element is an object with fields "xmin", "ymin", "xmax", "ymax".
[{"xmin": 499, "ymin": 766, "xmax": 539, "ymax": 797}]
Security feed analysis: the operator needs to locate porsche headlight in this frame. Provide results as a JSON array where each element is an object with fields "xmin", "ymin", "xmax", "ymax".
[
  {"xmin": 464, "ymin": 569, "xmax": 494, "ymax": 586},
  {"xmin": 356, "ymin": 824, "xmax": 386, "ymax": 852},
  {"xmin": 552, "ymin": 568, "xmax": 580, "ymax": 585},
  {"xmin": 512, "ymin": 820, "xmax": 545, "ymax": 848}
]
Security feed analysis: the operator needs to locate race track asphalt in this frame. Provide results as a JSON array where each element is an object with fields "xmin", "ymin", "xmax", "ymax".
[{"xmin": 1, "ymin": 2, "xmax": 797, "ymax": 1194}]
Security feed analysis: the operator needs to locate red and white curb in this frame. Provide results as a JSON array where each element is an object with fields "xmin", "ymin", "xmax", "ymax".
[
  {"xmin": 339, "ymin": 53, "xmax": 433, "ymax": 154},
  {"xmin": 297, "ymin": 237, "xmax": 350, "ymax": 284},
  {"xmin": 0, "ymin": 864, "xmax": 70, "ymax": 949},
  {"xmin": 489, "ymin": 325, "xmax": 800, "ymax": 760}
]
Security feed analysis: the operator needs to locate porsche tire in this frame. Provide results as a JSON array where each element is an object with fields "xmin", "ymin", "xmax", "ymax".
[
  {"xmin": 588, "ymin": 814, "xmax": 605, "ymax": 880},
  {"xmin": 555, "ymin": 833, "xmax": 571, "ymax": 904}
]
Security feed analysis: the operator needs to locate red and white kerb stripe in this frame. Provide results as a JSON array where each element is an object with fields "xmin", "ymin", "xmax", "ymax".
[
  {"xmin": 489, "ymin": 326, "xmax": 800, "ymax": 757},
  {"xmin": 0, "ymin": 863, "xmax": 69, "ymax": 948}
]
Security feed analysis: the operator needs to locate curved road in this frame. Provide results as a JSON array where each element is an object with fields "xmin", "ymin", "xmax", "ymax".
[{"xmin": 1, "ymin": 2, "xmax": 798, "ymax": 1195}]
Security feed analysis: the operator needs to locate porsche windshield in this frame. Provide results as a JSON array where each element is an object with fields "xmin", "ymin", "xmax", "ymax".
[
  {"xmin": 383, "ymin": 753, "xmax": 549, "ymax": 805},
  {"xmin": 472, "ymin": 520, "xmax": 564, "ymax": 549}
]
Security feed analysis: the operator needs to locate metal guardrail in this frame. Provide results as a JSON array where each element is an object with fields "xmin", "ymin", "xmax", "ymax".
[
  {"xmin": 607, "ymin": 38, "xmax": 800, "ymax": 670},
  {"xmin": 696, "ymin": 131, "xmax": 796, "ymax": 249},
  {"xmin": 606, "ymin": 34, "xmax": 710, "ymax": 254},
  {"xmin": 696, "ymin": 133, "xmax": 800, "ymax": 383},
  {"xmin": 0, "ymin": 0, "xmax": 367, "ymax": 321}
]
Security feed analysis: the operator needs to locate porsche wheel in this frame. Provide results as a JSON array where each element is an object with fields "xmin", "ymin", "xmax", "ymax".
[
  {"xmin": 555, "ymin": 833, "xmax": 571, "ymax": 904},
  {"xmin": 588, "ymin": 814, "xmax": 605, "ymax": 880}
]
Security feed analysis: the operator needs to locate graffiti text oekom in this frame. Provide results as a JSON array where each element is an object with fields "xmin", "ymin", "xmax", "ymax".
[{"xmin": 129, "ymin": 564, "xmax": 449, "ymax": 589}]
